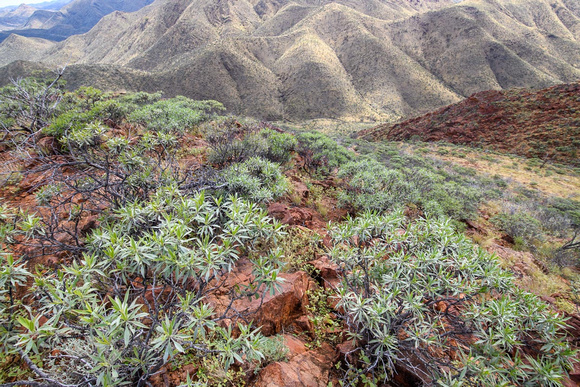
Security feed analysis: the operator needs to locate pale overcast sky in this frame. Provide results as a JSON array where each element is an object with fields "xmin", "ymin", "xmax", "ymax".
[{"xmin": 0, "ymin": 0, "xmax": 48, "ymax": 7}]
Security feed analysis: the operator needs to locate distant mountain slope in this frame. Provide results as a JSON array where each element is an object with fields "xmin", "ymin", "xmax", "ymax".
[
  {"xmin": 358, "ymin": 82, "xmax": 580, "ymax": 166},
  {"xmin": 0, "ymin": 0, "xmax": 71, "ymax": 15},
  {"xmin": 0, "ymin": 5, "xmax": 36, "ymax": 30},
  {"xmin": 1, "ymin": 0, "xmax": 579, "ymax": 120},
  {"xmin": 0, "ymin": 0, "xmax": 153, "ymax": 42}
]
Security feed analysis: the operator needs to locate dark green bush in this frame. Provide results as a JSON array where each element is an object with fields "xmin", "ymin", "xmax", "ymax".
[
  {"xmin": 491, "ymin": 212, "xmax": 545, "ymax": 248},
  {"xmin": 0, "ymin": 75, "xmax": 65, "ymax": 134},
  {"xmin": 337, "ymin": 158, "xmax": 417, "ymax": 211},
  {"xmin": 257, "ymin": 128, "xmax": 297, "ymax": 164},
  {"xmin": 117, "ymin": 91, "xmax": 162, "ymax": 106},
  {"xmin": 338, "ymin": 158, "xmax": 483, "ymax": 220},
  {"xmin": 205, "ymin": 118, "xmax": 296, "ymax": 167},
  {"xmin": 549, "ymin": 198, "xmax": 580, "ymax": 227},
  {"xmin": 296, "ymin": 132, "xmax": 354, "ymax": 175}
]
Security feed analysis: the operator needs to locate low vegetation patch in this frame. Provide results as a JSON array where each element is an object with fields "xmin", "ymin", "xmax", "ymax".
[
  {"xmin": 0, "ymin": 76, "xmax": 579, "ymax": 386},
  {"xmin": 329, "ymin": 211, "xmax": 576, "ymax": 386}
]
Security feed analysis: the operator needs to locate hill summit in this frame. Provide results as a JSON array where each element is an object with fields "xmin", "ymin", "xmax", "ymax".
[{"xmin": 358, "ymin": 81, "xmax": 580, "ymax": 166}]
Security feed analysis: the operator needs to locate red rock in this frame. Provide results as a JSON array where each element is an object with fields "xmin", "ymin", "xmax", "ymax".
[
  {"xmin": 79, "ymin": 214, "xmax": 98, "ymax": 235},
  {"xmin": 540, "ymin": 296, "xmax": 556, "ymax": 304},
  {"xmin": 291, "ymin": 180, "xmax": 310, "ymax": 202},
  {"xmin": 310, "ymin": 256, "xmax": 341, "ymax": 291},
  {"xmin": 310, "ymin": 256, "xmax": 338, "ymax": 281},
  {"xmin": 252, "ymin": 271, "xmax": 313, "ymax": 335},
  {"xmin": 283, "ymin": 334, "xmax": 308, "ymax": 359},
  {"xmin": 336, "ymin": 340, "xmax": 357, "ymax": 364},
  {"xmin": 434, "ymin": 301, "xmax": 448, "ymax": 313},
  {"xmin": 253, "ymin": 350, "xmax": 331, "ymax": 387},
  {"xmin": 208, "ymin": 269, "xmax": 314, "ymax": 337},
  {"xmin": 292, "ymin": 315, "xmax": 314, "ymax": 334}
]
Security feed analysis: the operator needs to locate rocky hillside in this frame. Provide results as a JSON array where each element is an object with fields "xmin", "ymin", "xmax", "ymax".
[
  {"xmin": 1, "ymin": 80, "xmax": 580, "ymax": 386},
  {"xmin": 0, "ymin": 1, "xmax": 72, "ymax": 31},
  {"xmin": 0, "ymin": 0, "xmax": 153, "ymax": 42},
  {"xmin": 0, "ymin": 5, "xmax": 36, "ymax": 31},
  {"xmin": 358, "ymin": 82, "xmax": 580, "ymax": 166},
  {"xmin": 0, "ymin": 0, "xmax": 579, "ymax": 121}
]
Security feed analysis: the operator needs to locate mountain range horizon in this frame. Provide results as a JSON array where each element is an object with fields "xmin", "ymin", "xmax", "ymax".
[{"xmin": 0, "ymin": 0, "xmax": 579, "ymax": 122}]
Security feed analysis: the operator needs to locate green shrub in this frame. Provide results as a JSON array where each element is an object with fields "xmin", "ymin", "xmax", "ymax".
[
  {"xmin": 338, "ymin": 158, "xmax": 417, "ymax": 211},
  {"xmin": 257, "ymin": 129, "xmax": 297, "ymax": 164},
  {"xmin": 205, "ymin": 119, "xmax": 296, "ymax": 167},
  {"xmin": 329, "ymin": 212, "xmax": 575, "ymax": 386},
  {"xmin": 34, "ymin": 183, "xmax": 62, "ymax": 206},
  {"xmin": 338, "ymin": 158, "xmax": 483, "ymax": 220},
  {"xmin": 277, "ymin": 227, "xmax": 322, "ymax": 273},
  {"xmin": 0, "ymin": 187, "xmax": 286, "ymax": 386},
  {"xmin": 46, "ymin": 109, "xmax": 89, "ymax": 138},
  {"xmin": 549, "ymin": 198, "xmax": 580, "ymax": 227},
  {"xmin": 306, "ymin": 287, "xmax": 342, "ymax": 348},
  {"xmin": 129, "ymin": 96, "xmax": 223, "ymax": 134},
  {"xmin": 296, "ymin": 132, "xmax": 353, "ymax": 175},
  {"xmin": 222, "ymin": 157, "xmax": 289, "ymax": 203},
  {"xmin": 0, "ymin": 75, "xmax": 65, "ymax": 134},
  {"xmin": 45, "ymin": 87, "xmax": 135, "ymax": 139},
  {"xmin": 117, "ymin": 91, "xmax": 162, "ymax": 106}
]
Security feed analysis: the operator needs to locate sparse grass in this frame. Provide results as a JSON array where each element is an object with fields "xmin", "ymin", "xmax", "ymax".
[
  {"xmin": 499, "ymin": 247, "xmax": 570, "ymax": 299},
  {"xmin": 278, "ymin": 226, "xmax": 322, "ymax": 273},
  {"xmin": 419, "ymin": 143, "xmax": 580, "ymax": 199}
]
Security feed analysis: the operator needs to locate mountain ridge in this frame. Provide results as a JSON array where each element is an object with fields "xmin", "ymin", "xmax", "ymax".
[
  {"xmin": 0, "ymin": 0, "xmax": 579, "ymax": 120},
  {"xmin": 0, "ymin": 0, "xmax": 154, "ymax": 42}
]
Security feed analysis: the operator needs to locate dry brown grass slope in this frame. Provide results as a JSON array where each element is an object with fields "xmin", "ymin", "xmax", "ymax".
[
  {"xmin": 0, "ymin": 34, "xmax": 55, "ymax": 64},
  {"xmin": 0, "ymin": 0, "xmax": 579, "ymax": 120}
]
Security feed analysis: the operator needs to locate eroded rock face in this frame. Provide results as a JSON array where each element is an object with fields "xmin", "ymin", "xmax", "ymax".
[
  {"xmin": 268, "ymin": 203, "xmax": 318, "ymax": 227},
  {"xmin": 310, "ymin": 255, "xmax": 340, "ymax": 291},
  {"xmin": 252, "ymin": 271, "xmax": 317, "ymax": 336},
  {"xmin": 254, "ymin": 343, "xmax": 337, "ymax": 387},
  {"xmin": 207, "ymin": 262, "xmax": 316, "ymax": 336}
]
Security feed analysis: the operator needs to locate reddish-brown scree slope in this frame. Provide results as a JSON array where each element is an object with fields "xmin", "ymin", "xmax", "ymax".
[{"xmin": 358, "ymin": 82, "xmax": 580, "ymax": 166}]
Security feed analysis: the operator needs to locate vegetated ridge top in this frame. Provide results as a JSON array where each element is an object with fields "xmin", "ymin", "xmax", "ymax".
[{"xmin": 358, "ymin": 81, "xmax": 580, "ymax": 167}]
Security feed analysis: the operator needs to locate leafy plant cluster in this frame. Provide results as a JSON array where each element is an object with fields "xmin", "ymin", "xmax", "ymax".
[
  {"xmin": 305, "ymin": 287, "xmax": 341, "ymax": 349},
  {"xmin": 221, "ymin": 157, "xmax": 289, "ymax": 203},
  {"xmin": 344, "ymin": 141, "xmax": 580, "ymax": 265},
  {"xmin": 490, "ymin": 189, "xmax": 580, "ymax": 265},
  {"xmin": 295, "ymin": 132, "xmax": 354, "ymax": 176},
  {"xmin": 128, "ymin": 96, "xmax": 224, "ymax": 134},
  {"xmin": 491, "ymin": 212, "xmax": 545, "ymax": 250},
  {"xmin": 204, "ymin": 117, "xmax": 297, "ymax": 167},
  {"xmin": 0, "ymin": 76, "xmax": 297, "ymax": 386},
  {"xmin": 1, "ymin": 186, "xmax": 287, "ymax": 386},
  {"xmin": 337, "ymin": 156, "xmax": 485, "ymax": 222},
  {"xmin": 328, "ymin": 211, "xmax": 576, "ymax": 386},
  {"xmin": 1, "ymin": 77, "xmax": 295, "ymax": 260}
]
